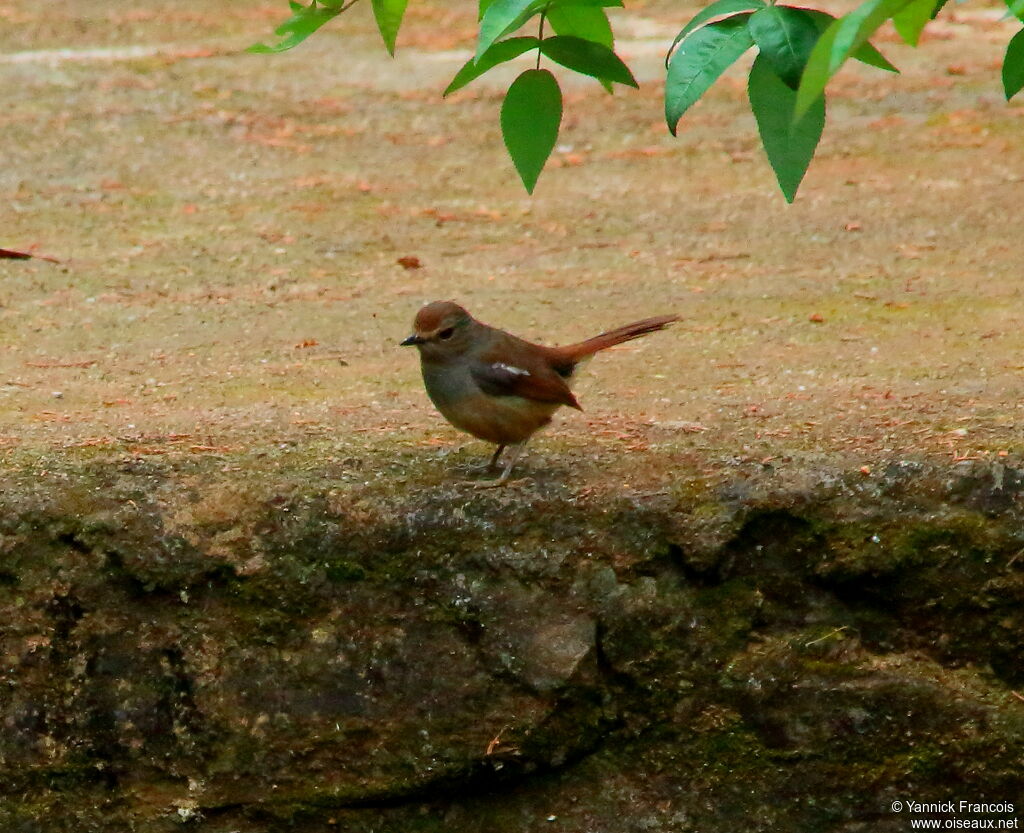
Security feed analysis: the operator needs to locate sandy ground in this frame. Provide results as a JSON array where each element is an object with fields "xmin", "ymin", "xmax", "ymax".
[{"xmin": 2, "ymin": 0, "xmax": 1023, "ymax": 485}]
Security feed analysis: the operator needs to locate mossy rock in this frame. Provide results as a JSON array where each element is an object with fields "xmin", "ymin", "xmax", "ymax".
[{"xmin": 0, "ymin": 460, "xmax": 1022, "ymax": 831}]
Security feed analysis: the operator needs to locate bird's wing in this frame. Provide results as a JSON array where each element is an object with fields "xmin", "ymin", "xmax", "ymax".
[{"xmin": 471, "ymin": 343, "xmax": 581, "ymax": 410}]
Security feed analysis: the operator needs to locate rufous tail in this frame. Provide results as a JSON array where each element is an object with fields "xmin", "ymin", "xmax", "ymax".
[{"xmin": 557, "ymin": 315, "xmax": 679, "ymax": 361}]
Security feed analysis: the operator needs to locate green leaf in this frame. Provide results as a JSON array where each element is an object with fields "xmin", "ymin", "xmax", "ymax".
[
  {"xmin": 477, "ymin": 0, "xmax": 538, "ymax": 60},
  {"xmin": 547, "ymin": 5, "xmax": 614, "ymax": 47},
  {"xmin": 547, "ymin": 4, "xmax": 615, "ymax": 91},
  {"xmin": 891, "ymin": 0, "xmax": 938, "ymax": 45},
  {"xmin": 550, "ymin": 0, "xmax": 623, "ymax": 8},
  {"xmin": 445, "ymin": 37, "xmax": 539, "ymax": 96},
  {"xmin": 549, "ymin": 0, "xmax": 623, "ymax": 9},
  {"xmin": 748, "ymin": 5, "xmax": 820, "ymax": 89},
  {"xmin": 501, "ymin": 69, "xmax": 563, "ymax": 193},
  {"xmin": 748, "ymin": 54, "xmax": 825, "ymax": 202},
  {"xmin": 667, "ymin": 0, "xmax": 765, "ymax": 67},
  {"xmin": 371, "ymin": 0, "xmax": 409, "ymax": 55},
  {"xmin": 540, "ymin": 35, "xmax": 638, "ymax": 87},
  {"xmin": 477, "ymin": 0, "xmax": 622, "ymax": 59},
  {"xmin": 794, "ymin": 0, "xmax": 915, "ymax": 119},
  {"xmin": 803, "ymin": 9, "xmax": 898, "ymax": 73},
  {"xmin": 665, "ymin": 17, "xmax": 754, "ymax": 135},
  {"xmin": 1007, "ymin": 0, "xmax": 1024, "ymax": 22},
  {"xmin": 248, "ymin": 1, "xmax": 342, "ymax": 53},
  {"xmin": 1003, "ymin": 27, "xmax": 1024, "ymax": 99}
]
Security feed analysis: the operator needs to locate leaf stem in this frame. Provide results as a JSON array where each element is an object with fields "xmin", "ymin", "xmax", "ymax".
[{"xmin": 536, "ymin": 8, "xmax": 547, "ymax": 69}]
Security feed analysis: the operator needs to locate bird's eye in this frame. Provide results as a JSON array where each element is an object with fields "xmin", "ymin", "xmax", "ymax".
[{"xmin": 438, "ymin": 327, "xmax": 455, "ymax": 340}]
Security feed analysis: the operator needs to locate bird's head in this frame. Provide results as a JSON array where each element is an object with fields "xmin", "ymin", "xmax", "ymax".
[{"xmin": 400, "ymin": 300, "xmax": 475, "ymax": 358}]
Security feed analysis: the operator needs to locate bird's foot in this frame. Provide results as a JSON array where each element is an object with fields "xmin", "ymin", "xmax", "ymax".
[
  {"xmin": 470, "ymin": 476, "xmax": 530, "ymax": 489},
  {"xmin": 457, "ymin": 443, "xmax": 527, "ymax": 486}
]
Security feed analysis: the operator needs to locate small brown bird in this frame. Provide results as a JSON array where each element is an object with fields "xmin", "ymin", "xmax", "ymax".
[{"xmin": 401, "ymin": 301, "xmax": 678, "ymax": 484}]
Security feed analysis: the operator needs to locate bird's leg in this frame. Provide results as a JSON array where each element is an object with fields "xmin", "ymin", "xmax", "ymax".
[
  {"xmin": 499, "ymin": 443, "xmax": 526, "ymax": 481},
  {"xmin": 474, "ymin": 442, "xmax": 528, "ymax": 488},
  {"xmin": 486, "ymin": 444, "xmax": 506, "ymax": 472}
]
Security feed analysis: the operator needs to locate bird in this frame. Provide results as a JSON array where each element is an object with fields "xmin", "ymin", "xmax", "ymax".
[{"xmin": 401, "ymin": 300, "xmax": 679, "ymax": 485}]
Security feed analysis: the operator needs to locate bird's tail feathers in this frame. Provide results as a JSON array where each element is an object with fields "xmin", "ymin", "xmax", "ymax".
[{"xmin": 559, "ymin": 315, "xmax": 679, "ymax": 360}]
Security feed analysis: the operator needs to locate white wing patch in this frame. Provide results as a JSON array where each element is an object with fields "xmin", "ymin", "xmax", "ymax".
[{"xmin": 492, "ymin": 362, "xmax": 531, "ymax": 377}]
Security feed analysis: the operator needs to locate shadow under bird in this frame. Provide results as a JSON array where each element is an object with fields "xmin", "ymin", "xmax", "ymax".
[{"xmin": 401, "ymin": 301, "xmax": 679, "ymax": 485}]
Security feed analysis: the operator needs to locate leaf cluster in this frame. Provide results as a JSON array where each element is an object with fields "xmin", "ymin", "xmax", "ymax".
[
  {"xmin": 252, "ymin": 0, "xmax": 1024, "ymax": 200},
  {"xmin": 463, "ymin": 0, "xmax": 638, "ymax": 192}
]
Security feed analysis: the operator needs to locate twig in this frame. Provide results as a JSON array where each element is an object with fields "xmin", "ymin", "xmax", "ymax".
[
  {"xmin": 0, "ymin": 247, "xmax": 61, "ymax": 263},
  {"xmin": 805, "ymin": 626, "xmax": 848, "ymax": 647},
  {"xmin": 25, "ymin": 360, "xmax": 96, "ymax": 368}
]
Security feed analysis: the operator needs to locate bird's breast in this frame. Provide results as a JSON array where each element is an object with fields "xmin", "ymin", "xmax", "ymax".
[{"xmin": 420, "ymin": 359, "xmax": 558, "ymax": 444}]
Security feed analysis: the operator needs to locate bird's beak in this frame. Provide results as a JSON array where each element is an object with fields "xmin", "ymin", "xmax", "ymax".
[{"xmin": 400, "ymin": 334, "xmax": 425, "ymax": 347}]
